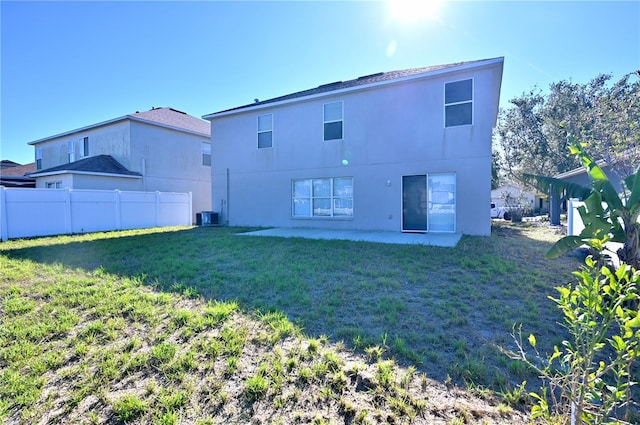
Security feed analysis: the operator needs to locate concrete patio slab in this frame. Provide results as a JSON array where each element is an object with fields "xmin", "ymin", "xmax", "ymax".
[{"xmin": 238, "ymin": 228, "xmax": 462, "ymax": 247}]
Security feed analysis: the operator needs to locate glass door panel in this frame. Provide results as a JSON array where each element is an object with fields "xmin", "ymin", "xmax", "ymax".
[{"xmin": 402, "ymin": 175, "xmax": 427, "ymax": 232}]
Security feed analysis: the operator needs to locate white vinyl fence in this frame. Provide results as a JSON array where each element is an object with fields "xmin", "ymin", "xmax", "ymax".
[
  {"xmin": 0, "ymin": 187, "xmax": 192, "ymax": 242},
  {"xmin": 567, "ymin": 197, "xmax": 640, "ymax": 237},
  {"xmin": 567, "ymin": 198, "xmax": 585, "ymax": 236}
]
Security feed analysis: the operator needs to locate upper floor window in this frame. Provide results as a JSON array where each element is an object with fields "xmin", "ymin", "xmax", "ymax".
[
  {"xmin": 323, "ymin": 101, "xmax": 343, "ymax": 141},
  {"xmin": 36, "ymin": 148, "xmax": 42, "ymax": 170},
  {"xmin": 257, "ymin": 114, "xmax": 273, "ymax": 149},
  {"xmin": 83, "ymin": 137, "xmax": 89, "ymax": 157},
  {"xmin": 67, "ymin": 140, "xmax": 75, "ymax": 163},
  {"xmin": 201, "ymin": 142, "xmax": 211, "ymax": 166},
  {"xmin": 444, "ymin": 79, "xmax": 473, "ymax": 127}
]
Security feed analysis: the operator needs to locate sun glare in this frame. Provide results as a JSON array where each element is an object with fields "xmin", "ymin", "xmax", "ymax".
[{"xmin": 388, "ymin": 0, "xmax": 443, "ymax": 23}]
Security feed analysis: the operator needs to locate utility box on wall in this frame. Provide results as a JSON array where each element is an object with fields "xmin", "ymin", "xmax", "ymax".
[{"xmin": 196, "ymin": 211, "xmax": 219, "ymax": 226}]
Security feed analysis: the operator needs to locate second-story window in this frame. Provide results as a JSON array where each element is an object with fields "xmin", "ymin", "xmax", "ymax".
[
  {"xmin": 257, "ymin": 114, "xmax": 273, "ymax": 149},
  {"xmin": 67, "ymin": 140, "xmax": 75, "ymax": 163},
  {"xmin": 36, "ymin": 148, "xmax": 42, "ymax": 170},
  {"xmin": 444, "ymin": 79, "xmax": 473, "ymax": 127},
  {"xmin": 83, "ymin": 137, "xmax": 89, "ymax": 157},
  {"xmin": 323, "ymin": 101, "xmax": 343, "ymax": 141},
  {"xmin": 201, "ymin": 142, "xmax": 211, "ymax": 166}
]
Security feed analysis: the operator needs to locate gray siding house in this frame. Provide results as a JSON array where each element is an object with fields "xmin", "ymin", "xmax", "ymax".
[{"xmin": 203, "ymin": 57, "xmax": 504, "ymax": 236}]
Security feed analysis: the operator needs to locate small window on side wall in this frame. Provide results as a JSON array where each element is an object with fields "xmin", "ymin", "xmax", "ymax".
[
  {"xmin": 257, "ymin": 114, "xmax": 273, "ymax": 149},
  {"xmin": 83, "ymin": 137, "xmax": 89, "ymax": 157},
  {"xmin": 201, "ymin": 142, "xmax": 211, "ymax": 166},
  {"xmin": 444, "ymin": 79, "xmax": 473, "ymax": 127},
  {"xmin": 67, "ymin": 140, "xmax": 75, "ymax": 163},
  {"xmin": 323, "ymin": 101, "xmax": 343, "ymax": 141},
  {"xmin": 36, "ymin": 148, "xmax": 42, "ymax": 170}
]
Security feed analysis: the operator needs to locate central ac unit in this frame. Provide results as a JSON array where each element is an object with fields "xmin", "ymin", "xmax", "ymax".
[{"xmin": 196, "ymin": 211, "xmax": 219, "ymax": 226}]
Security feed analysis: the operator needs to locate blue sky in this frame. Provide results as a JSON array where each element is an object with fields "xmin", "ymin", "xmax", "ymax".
[{"xmin": 1, "ymin": 1, "xmax": 639, "ymax": 165}]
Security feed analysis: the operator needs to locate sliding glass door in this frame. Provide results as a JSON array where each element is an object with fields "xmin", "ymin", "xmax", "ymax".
[{"xmin": 402, "ymin": 173, "xmax": 456, "ymax": 232}]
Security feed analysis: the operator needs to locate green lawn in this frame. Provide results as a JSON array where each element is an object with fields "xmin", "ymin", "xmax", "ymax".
[{"xmin": 0, "ymin": 221, "xmax": 577, "ymax": 423}]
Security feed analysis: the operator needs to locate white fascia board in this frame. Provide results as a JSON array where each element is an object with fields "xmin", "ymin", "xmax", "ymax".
[
  {"xmin": 29, "ymin": 170, "xmax": 142, "ymax": 179},
  {"xmin": 28, "ymin": 116, "xmax": 210, "ymax": 146},
  {"xmin": 203, "ymin": 57, "xmax": 504, "ymax": 120},
  {"xmin": 28, "ymin": 116, "xmax": 129, "ymax": 145}
]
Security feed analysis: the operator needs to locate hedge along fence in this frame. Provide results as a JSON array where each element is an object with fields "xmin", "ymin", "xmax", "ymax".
[{"xmin": 0, "ymin": 187, "xmax": 192, "ymax": 241}]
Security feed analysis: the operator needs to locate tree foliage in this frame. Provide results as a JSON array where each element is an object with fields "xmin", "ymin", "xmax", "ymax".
[{"xmin": 496, "ymin": 72, "xmax": 640, "ymax": 183}]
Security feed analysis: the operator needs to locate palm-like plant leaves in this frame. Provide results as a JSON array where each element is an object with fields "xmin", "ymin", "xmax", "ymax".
[{"xmin": 527, "ymin": 138, "xmax": 640, "ymax": 265}]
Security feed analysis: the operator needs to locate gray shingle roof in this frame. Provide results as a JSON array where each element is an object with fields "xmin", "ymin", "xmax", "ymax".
[
  {"xmin": 130, "ymin": 107, "xmax": 210, "ymax": 136},
  {"xmin": 28, "ymin": 155, "xmax": 141, "ymax": 177},
  {"xmin": 206, "ymin": 58, "xmax": 502, "ymax": 117}
]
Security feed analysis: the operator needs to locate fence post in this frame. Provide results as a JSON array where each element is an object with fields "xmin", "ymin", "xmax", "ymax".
[
  {"xmin": 64, "ymin": 188, "xmax": 72, "ymax": 235},
  {"xmin": 115, "ymin": 190, "xmax": 121, "ymax": 230},
  {"xmin": 156, "ymin": 191, "xmax": 160, "ymax": 227},
  {"xmin": 188, "ymin": 192, "xmax": 193, "ymax": 225},
  {"xmin": 1, "ymin": 187, "xmax": 8, "ymax": 242}
]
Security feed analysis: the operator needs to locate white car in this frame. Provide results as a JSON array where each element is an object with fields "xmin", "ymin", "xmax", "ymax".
[{"xmin": 490, "ymin": 203, "xmax": 511, "ymax": 220}]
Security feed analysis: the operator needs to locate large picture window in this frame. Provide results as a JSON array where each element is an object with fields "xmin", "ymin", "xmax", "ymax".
[
  {"xmin": 292, "ymin": 177, "xmax": 353, "ymax": 218},
  {"xmin": 444, "ymin": 79, "xmax": 473, "ymax": 127},
  {"xmin": 257, "ymin": 114, "xmax": 273, "ymax": 149},
  {"xmin": 323, "ymin": 101, "xmax": 343, "ymax": 141}
]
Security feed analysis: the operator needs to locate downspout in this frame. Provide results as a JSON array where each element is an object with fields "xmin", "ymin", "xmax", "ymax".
[{"xmin": 141, "ymin": 158, "xmax": 146, "ymax": 191}]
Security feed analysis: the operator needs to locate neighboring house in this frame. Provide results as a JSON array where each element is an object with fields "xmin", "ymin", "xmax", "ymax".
[
  {"xmin": 555, "ymin": 161, "xmax": 625, "ymax": 194},
  {"xmin": 203, "ymin": 58, "xmax": 504, "ymax": 236},
  {"xmin": 27, "ymin": 107, "xmax": 212, "ymax": 221},
  {"xmin": 0, "ymin": 160, "xmax": 36, "ymax": 187},
  {"xmin": 491, "ymin": 183, "xmax": 548, "ymax": 214}
]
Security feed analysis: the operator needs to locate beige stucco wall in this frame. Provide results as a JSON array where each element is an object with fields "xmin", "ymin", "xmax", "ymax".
[
  {"xmin": 31, "ymin": 119, "xmax": 211, "ymax": 223},
  {"xmin": 210, "ymin": 61, "xmax": 502, "ymax": 235},
  {"xmin": 34, "ymin": 121, "xmax": 131, "ymax": 171},
  {"xmin": 129, "ymin": 121, "xmax": 211, "ymax": 216}
]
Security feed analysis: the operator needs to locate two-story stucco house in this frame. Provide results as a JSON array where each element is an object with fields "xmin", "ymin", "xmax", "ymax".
[
  {"xmin": 28, "ymin": 107, "xmax": 212, "ymax": 221},
  {"xmin": 203, "ymin": 57, "xmax": 503, "ymax": 236}
]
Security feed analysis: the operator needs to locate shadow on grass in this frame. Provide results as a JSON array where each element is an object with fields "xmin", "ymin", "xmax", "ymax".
[{"xmin": 1, "ymin": 222, "xmax": 580, "ymax": 390}]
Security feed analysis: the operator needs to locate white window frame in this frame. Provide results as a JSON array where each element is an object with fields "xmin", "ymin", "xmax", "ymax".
[
  {"xmin": 292, "ymin": 177, "xmax": 353, "ymax": 218},
  {"xmin": 257, "ymin": 114, "xmax": 273, "ymax": 149},
  {"xmin": 45, "ymin": 181, "xmax": 62, "ymax": 189},
  {"xmin": 201, "ymin": 142, "xmax": 211, "ymax": 166},
  {"xmin": 444, "ymin": 79, "xmax": 473, "ymax": 127},
  {"xmin": 36, "ymin": 148, "xmax": 42, "ymax": 170},
  {"xmin": 323, "ymin": 101, "xmax": 343, "ymax": 141},
  {"xmin": 83, "ymin": 137, "xmax": 89, "ymax": 157},
  {"xmin": 67, "ymin": 140, "xmax": 75, "ymax": 163}
]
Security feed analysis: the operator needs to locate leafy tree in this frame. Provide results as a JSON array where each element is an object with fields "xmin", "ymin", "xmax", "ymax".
[
  {"xmin": 491, "ymin": 149, "xmax": 502, "ymax": 190},
  {"xmin": 509, "ymin": 259, "xmax": 640, "ymax": 424},
  {"xmin": 496, "ymin": 73, "xmax": 640, "ymax": 183}
]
